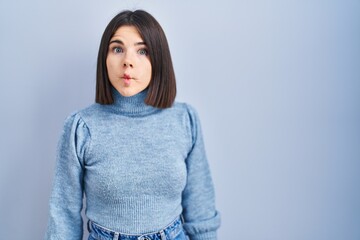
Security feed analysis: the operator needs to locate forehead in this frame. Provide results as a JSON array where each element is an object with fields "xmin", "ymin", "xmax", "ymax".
[{"xmin": 110, "ymin": 25, "xmax": 143, "ymax": 41}]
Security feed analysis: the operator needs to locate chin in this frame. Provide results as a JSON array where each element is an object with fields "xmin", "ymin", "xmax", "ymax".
[{"xmin": 118, "ymin": 88, "xmax": 138, "ymax": 97}]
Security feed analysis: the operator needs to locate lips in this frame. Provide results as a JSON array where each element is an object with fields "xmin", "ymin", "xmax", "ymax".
[{"xmin": 122, "ymin": 74, "xmax": 132, "ymax": 85}]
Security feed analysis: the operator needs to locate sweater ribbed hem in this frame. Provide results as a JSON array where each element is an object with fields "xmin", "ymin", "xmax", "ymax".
[
  {"xmin": 189, "ymin": 231, "xmax": 217, "ymax": 240},
  {"xmin": 86, "ymin": 196, "xmax": 183, "ymax": 234}
]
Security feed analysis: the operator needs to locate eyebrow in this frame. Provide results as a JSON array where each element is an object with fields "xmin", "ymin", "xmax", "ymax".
[{"xmin": 109, "ymin": 39, "xmax": 146, "ymax": 46}]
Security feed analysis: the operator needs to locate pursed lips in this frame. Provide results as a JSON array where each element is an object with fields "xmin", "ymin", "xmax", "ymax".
[{"xmin": 122, "ymin": 74, "xmax": 132, "ymax": 85}]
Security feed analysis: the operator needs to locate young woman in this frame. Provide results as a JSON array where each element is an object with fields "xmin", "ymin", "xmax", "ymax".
[{"xmin": 45, "ymin": 10, "xmax": 220, "ymax": 240}]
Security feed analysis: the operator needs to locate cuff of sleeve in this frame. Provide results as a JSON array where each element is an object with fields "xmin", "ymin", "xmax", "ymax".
[{"xmin": 188, "ymin": 231, "xmax": 217, "ymax": 240}]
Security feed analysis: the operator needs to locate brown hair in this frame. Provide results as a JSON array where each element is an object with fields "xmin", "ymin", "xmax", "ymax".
[{"xmin": 95, "ymin": 10, "xmax": 176, "ymax": 108}]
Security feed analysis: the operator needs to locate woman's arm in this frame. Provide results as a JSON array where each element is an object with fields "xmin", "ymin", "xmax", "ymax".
[
  {"xmin": 182, "ymin": 104, "xmax": 221, "ymax": 240},
  {"xmin": 45, "ymin": 113, "xmax": 90, "ymax": 240}
]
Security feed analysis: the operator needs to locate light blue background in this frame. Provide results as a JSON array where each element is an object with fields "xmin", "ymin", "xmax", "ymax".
[{"xmin": 0, "ymin": 0, "xmax": 359, "ymax": 239}]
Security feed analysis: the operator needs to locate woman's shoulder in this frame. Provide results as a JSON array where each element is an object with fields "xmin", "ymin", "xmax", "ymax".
[
  {"xmin": 169, "ymin": 102, "xmax": 202, "ymax": 134},
  {"xmin": 62, "ymin": 103, "xmax": 103, "ymax": 127},
  {"xmin": 172, "ymin": 101, "xmax": 200, "ymax": 120},
  {"xmin": 172, "ymin": 101, "xmax": 197, "ymax": 113}
]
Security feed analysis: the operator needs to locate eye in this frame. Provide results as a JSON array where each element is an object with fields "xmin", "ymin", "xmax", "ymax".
[
  {"xmin": 138, "ymin": 48, "xmax": 148, "ymax": 56},
  {"xmin": 113, "ymin": 47, "xmax": 123, "ymax": 53}
]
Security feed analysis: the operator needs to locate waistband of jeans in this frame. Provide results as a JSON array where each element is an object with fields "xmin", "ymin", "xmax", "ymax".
[{"xmin": 88, "ymin": 216, "xmax": 182, "ymax": 240}]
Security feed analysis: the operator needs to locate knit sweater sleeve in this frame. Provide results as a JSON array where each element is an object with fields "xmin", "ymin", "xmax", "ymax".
[
  {"xmin": 182, "ymin": 104, "xmax": 221, "ymax": 240},
  {"xmin": 45, "ymin": 113, "xmax": 90, "ymax": 240}
]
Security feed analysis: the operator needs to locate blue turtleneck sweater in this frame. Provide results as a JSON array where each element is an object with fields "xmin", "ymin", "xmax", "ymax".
[{"xmin": 45, "ymin": 89, "xmax": 220, "ymax": 240}]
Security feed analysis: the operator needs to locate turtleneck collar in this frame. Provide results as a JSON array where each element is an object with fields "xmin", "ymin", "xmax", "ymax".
[{"xmin": 108, "ymin": 87, "xmax": 158, "ymax": 116}]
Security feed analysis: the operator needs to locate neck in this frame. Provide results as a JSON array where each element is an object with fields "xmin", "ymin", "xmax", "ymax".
[{"xmin": 109, "ymin": 87, "xmax": 158, "ymax": 116}]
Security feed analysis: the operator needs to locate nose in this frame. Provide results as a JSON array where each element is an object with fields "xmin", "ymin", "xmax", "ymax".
[
  {"xmin": 123, "ymin": 52, "xmax": 134, "ymax": 68},
  {"xmin": 123, "ymin": 61, "xmax": 133, "ymax": 68}
]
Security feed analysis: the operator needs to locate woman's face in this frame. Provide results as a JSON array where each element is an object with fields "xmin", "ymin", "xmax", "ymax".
[{"xmin": 106, "ymin": 25, "xmax": 152, "ymax": 97}]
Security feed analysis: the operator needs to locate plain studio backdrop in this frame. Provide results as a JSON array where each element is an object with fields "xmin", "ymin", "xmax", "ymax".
[{"xmin": 0, "ymin": 0, "xmax": 359, "ymax": 239}]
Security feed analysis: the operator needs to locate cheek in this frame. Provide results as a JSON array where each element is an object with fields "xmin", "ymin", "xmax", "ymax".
[
  {"xmin": 145, "ymin": 62, "xmax": 152, "ymax": 77},
  {"xmin": 106, "ymin": 58, "xmax": 118, "ymax": 75}
]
